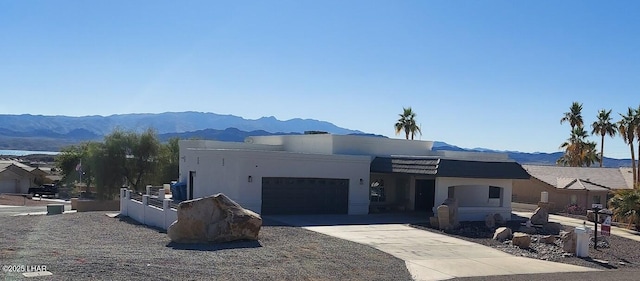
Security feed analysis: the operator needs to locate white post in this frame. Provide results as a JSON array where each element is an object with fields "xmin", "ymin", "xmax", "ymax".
[
  {"xmin": 142, "ymin": 195, "xmax": 149, "ymax": 225},
  {"xmin": 146, "ymin": 185, "xmax": 152, "ymax": 195},
  {"xmin": 541, "ymin": 191, "xmax": 549, "ymax": 203},
  {"xmin": 120, "ymin": 188, "xmax": 128, "ymax": 216},
  {"xmin": 125, "ymin": 189, "xmax": 131, "ymax": 200},
  {"xmin": 163, "ymin": 199, "xmax": 171, "ymax": 230},
  {"xmin": 158, "ymin": 189, "xmax": 165, "ymax": 201}
]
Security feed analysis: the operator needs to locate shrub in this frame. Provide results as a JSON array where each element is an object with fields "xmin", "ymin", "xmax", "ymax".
[{"xmin": 566, "ymin": 203, "xmax": 585, "ymax": 215}]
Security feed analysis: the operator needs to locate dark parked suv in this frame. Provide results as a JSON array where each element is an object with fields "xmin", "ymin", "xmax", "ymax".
[{"xmin": 28, "ymin": 184, "xmax": 59, "ymax": 198}]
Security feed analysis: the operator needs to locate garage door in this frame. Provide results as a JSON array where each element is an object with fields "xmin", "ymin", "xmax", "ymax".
[
  {"xmin": 0, "ymin": 179, "xmax": 16, "ymax": 194},
  {"xmin": 262, "ymin": 177, "xmax": 349, "ymax": 215}
]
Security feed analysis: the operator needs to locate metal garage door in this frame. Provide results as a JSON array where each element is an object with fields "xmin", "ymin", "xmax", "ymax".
[
  {"xmin": 261, "ymin": 177, "xmax": 349, "ymax": 215},
  {"xmin": 0, "ymin": 179, "xmax": 16, "ymax": 194}
]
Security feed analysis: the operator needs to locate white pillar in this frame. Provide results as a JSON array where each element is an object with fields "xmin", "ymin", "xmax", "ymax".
[
  {"xmin": 142, "ymin": 195, "xmax": 149, "ymax": 225},
  {"xmin": 541, "ymin": 191, "xmax": 549, "ymax": 203},
  {"xmin": 146, "ymin": 185, "xmax": 152, "ymax": 195},
  {"xmin": 120, "ymin": 188, "xmax": 128, "ymax": 216},
  {"xmin": 158, "ymin": 189, "xmax": 165, "ymax": 200}
]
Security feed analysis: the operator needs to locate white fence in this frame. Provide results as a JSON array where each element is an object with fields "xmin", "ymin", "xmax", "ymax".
[{"xmin": 119, "ymin": 188, "xmax": 177, "ymax": 230}]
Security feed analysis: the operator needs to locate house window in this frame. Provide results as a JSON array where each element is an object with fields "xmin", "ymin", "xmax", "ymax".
[
  {"xmin": 570, "ymin": 195, "xmax": 577, "ymax": 205},
  {"xmin": 593, "ymin": 195, "xmax": 601, "ymax": 204},
  {"xmin": 370, "ymin": 179, "xmax": 385, "ymax": 202},
  {"xmin": 489, "ymin": 186, "xmax": 501, "ymax": 199}
]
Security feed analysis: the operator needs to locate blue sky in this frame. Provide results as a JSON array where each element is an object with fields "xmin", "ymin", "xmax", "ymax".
[{"xmin": 1, "ymin": 1, "xmax": 639, "ymax": 159}]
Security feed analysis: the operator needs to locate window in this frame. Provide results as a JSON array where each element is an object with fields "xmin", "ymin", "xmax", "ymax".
[
  {"xmin": 570, "ymin": 194, "xmax": 577, "ymax": 205},
  {"xmin": 370, "ymin": 179, "xmax": 385, "ymax": 202},
  {"xmin": 593, "ymin": 195, "xmax": 601, "ymax": 204},
  {"xmin": 489, "ymin": 186, "xmax": 501, "ymax": 199}
]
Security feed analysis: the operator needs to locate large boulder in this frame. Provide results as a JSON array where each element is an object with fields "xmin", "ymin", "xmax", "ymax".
[
  {"xmin": 168, "ymin": 193, "xmax": 262, "ymax": 243},
  {"xmin": 437, "ymin": 198, "xmax": 459, "ymax": 231},
  {"xmin": 512, "ymin": 232, "xmax": 531, "ymax": 249},
  {"xmin": 493, "ymin": 213, "xmax": 506, "ymax": 226},
  {"xmin": 560, "ymin": 230, "xmax": 576, "ymax": 253},
  {"xmin": 542, "ymin": 222, "xmax": 562, "ymax": 235},
  {"xmin": 493, "ymin": 227, "xmax": 512, "ymax": 241},
  {"xmin": 530, "ymin": 207, "xmax": 549, "ymax": 225},
  {"xmin": 485, "ymin": 214, "xmax": 496, "ymax": 229}
]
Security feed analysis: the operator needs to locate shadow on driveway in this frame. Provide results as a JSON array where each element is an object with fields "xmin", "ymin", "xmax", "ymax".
[{"xmin": 266, "ymin": 212, "xmax": 431, "ymax": 227}]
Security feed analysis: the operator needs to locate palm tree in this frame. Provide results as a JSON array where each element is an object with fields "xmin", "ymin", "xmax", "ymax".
[
  {"xmin": 558, "ymin": 126, "xmax": 589, "ymax": 167},
  {"xmin": 619, "ymin": 107, "xmax": 637, "ymax": 184},
  {"xmin": 635, "ymin": 105, "xmax": 640, "ymax": 185},
  {"xmin": 581, "ymin": 141, "xmax": 600, "ymax": 167},
  {"xmin": 609, "ymin": 189, "xmax": 640, "ymax": 230},
  {"xmin": 591, "ymin": 109, "xmax": 617, "ymax": 167},
  {"xmin": 394, "ymin": 107, "xmax": 422, "ymax": 140},
  {"xmin": 560, "ymin": 102, "xmax": 584, "ymax": 129}
]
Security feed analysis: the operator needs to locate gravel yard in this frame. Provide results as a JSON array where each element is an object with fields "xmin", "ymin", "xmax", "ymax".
[
  {"xmin": 412, "ymin": 220, "xmax": 640, "ymax": 271},
  {"xmin": 1, "ymin": 212, "xmax": 412, "ymax": 281}
]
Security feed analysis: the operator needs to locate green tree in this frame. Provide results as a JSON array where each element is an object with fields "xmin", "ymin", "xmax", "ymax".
[
  {"xmin": 557, "ymin": 126, "xmax": 591, "ymax": 166},
  {"xmin": 619, "ymin": 108, "xmax": 637, "ymax": 184},
  {"xmin": 591, "ymin": 109, "xmax": 617, "ymax": 167},
  {"xmin": 103, "ymin": 128, "xmax": 160, "ymax": 192},
  {"xmin": 560, "ymin": 102, "xmax": 584, "ymax": 129},
  {"xmin": 154, "ymin": 137, "xmax": 180, "ymax": 184},
  {"xmin": 635, "ymin": 105, "xmax": 640, "ymax": 186},
  {"xmin": 394, "ymin": 107, "xmax": 422, "ymax": 140},
  {"xmin": 609, "ymin": 189, "xmax": 640, "ymax": 230}
]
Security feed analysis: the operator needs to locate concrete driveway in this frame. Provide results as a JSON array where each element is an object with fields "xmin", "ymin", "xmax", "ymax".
[{"xmin": 269, "ymin": 214, "xmax": 597, "ymax": 281}]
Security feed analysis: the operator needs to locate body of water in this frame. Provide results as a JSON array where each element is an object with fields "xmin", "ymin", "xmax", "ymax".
[{"xmin": 0, "ymin": 150, "xmax": 59, "ymax": 156}]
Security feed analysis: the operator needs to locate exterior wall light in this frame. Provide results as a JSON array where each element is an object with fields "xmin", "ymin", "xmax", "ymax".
[
  {"xmin": 248, "ymin": 176, "xmax": 253, "ymax": 183},
  {"xmin": 359, "ymin": 178, "xmax": 363, "ymax": 185}
]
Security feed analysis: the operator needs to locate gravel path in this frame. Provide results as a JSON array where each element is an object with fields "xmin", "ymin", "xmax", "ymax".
[{"xmin": 1, "ymin": 212, "xmax": 412, "ymax": 281}]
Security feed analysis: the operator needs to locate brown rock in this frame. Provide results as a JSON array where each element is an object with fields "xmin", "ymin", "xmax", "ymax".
[
  {"xmin": 541, "ymin": 235, "xmax": 556, "ymax": 244},
  {"xmin": 485, "ymin": 214, "xmax": 496, "ymax": 229},
  {"xmin": 530, "ymin": 207, "xmax": 549, "ymax": 225},
  {"xmin": 512, "ymin": 232, "xmax": 531, "ymax": 249},
  {"xmin": 493, "ymin": 227, "xmax": 512, "ymax": 241},
  {"xmin": 168, "ymin": 193, "xmax": 262, "ymax": 243},
  {"xmin": 429, "ymin": 216, "xmax": 439, "ymax": 229},
  {"xmin": 518, "ymin": 225, "xmax": 537, "ymax": 234},
  {"xmin": 560, "ymin": 230, "xmax": 577, "ymax": 253},
  {"xmin": 542, "ymin": 222, "xmax": 562, "ymax": 235}
]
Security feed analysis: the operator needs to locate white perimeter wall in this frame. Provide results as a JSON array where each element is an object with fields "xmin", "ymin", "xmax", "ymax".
[
  {"xmin": 436, "ymin": 177, "xmax": 513, "ymax": 221},
  {"xmin": 180, "ymin": 149, "xmax": 372, "ymax": 215}
]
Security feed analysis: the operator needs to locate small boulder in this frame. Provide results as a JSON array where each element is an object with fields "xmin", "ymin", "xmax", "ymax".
[
  {"xmin": 493, "ymin": 213, "xmax": 506, "ymax": 226},
  {"xmin": 518, "ymin": 225, "xmax": 537, "ymax": 235},
  {"xmin": 429, "ymin": 216, "xmax": 439, "ymax": 229},
  {"xmin": 530, "ymin": 207, "xmax": 549, "ymax": 225},
  {"xmin": 485, "ymin": 214, "xmax": 496, "ymax": 229},
  {"xmin": 542, "ymin": 222, "xmax": 562, "ymax": 235},
  {"xmin": 493, "ymin": 227, "xmax": 512, "ymax": 241},
  {"xmin": 541, "ymin": 235, "xmax": 556, "ymax": 244},
  {"xmin": 512, "ymin": 232, "xmax": 531, "ymax": 249},
  {"xmin": 168, "ymin": 193, "xmax": 262, "ymax": 243}
]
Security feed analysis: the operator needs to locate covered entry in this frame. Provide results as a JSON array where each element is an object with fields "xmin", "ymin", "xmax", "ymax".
[{"xmin": 261, "ymin": 177, "xmax": 349, "ymax": 215}]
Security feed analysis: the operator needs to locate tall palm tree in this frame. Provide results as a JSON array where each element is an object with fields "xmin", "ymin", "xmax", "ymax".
[
  {"xmin": 394, "ymin": 107, "xmax": 422, "ymax": 140},
  {"xmin": 558, "ymin": 126, "xmax": 589, "ymax": 167},
  {"xmin": 619, "ymin": 107, "xmax": 637, "ymax": 184},
  {"xmin": 560, "ymin": 102, "xmax": 584, "ymax": 129},
  {"xmin": 591, "ymin": 109, "xmax": 617, "ymax": 167},
  {"xmin": 581, "ymin": 141, "xmax": 600, "ymax": 168},
  {"xmin": 635, "ymin": 105, "xmax": 640, "ymax": 185}
]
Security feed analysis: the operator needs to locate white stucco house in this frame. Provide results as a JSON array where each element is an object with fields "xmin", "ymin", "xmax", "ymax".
[{"xmin": 177, "ymin": 134, "xmax": 530, "ymax": 221}]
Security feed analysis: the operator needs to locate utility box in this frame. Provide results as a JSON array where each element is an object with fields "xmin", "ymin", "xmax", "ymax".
[
  {"xmin": 47, "ymin": 204, "xmax": 64, "ymax": 215},
  {"xmin": 575, "ymin": 225, "xmax": 591, "ymax": 257}
]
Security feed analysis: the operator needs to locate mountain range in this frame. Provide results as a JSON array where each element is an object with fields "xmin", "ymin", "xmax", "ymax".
[{"xmin": 0, "ymin": 112, "xmax": 634, "ymax": 167}]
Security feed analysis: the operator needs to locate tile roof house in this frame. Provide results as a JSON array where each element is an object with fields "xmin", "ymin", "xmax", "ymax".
[
  {"xmin": 512, "ymin": 165, "xmax": 634, "ymax": 213},
  {"xmin": 0, "ymin": 161, "xmax": 37, "ymax": 194},
  {"xmin": 179, "ymin": 134, "xmax": 529, "ymax": 221}
]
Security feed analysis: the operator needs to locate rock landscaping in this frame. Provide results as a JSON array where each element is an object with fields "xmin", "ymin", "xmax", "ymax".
[{"xmin": 412, "ymin": 218, "xmax": 640, "ymax": 270}]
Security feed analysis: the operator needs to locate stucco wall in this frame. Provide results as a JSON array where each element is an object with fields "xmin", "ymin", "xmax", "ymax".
[
  {"xmin": 180, "ymin": 148, "xmax": 371, "ymax": 215},
  {"xmin": 436, "ymin": 177, "xmax": 513, "ymax": 221}
]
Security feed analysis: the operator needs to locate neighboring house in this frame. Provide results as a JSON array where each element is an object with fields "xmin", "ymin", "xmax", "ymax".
[
  {"xmin": 0, "ymin": 161, "xmax": 37, "ymax": 194},
  {"xmin": 512, "ymin": 165, "xmax": 634, "ymax": 213},
  {"xmin": 178, "ymin": 134, "xmax": 529, "ymax": 221}
]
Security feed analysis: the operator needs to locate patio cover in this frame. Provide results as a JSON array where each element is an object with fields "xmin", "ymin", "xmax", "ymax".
[{"xmin": 370, "ymin": 157, "xmax": 530, "ymax": 179}]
